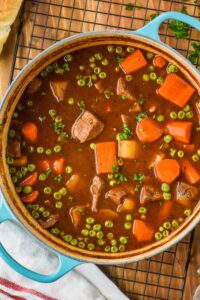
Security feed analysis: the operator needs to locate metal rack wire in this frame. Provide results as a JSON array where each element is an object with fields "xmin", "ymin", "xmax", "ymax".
[{"xmin": 10, "ymin": 1, "xmax": 199, "ymax": 299}]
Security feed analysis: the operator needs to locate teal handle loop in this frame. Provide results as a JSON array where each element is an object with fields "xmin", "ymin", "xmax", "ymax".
[
  {"xmin": 135, "ymin": 11, "xmax": 200, "ymax": 42},
  {"xmin": 0, "ymin": 196, "xmax": 82, "ymax": 283}
]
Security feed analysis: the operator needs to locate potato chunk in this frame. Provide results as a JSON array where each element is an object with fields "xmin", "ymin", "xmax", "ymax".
[{"xmin": 118, "ymin": 140, "xmax": 141, "ymax": 159}]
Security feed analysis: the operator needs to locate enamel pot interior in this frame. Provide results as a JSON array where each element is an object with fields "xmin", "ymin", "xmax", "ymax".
[{"xmin": 0, "ymin": 31, "xmax": 199, "ymax": 264}]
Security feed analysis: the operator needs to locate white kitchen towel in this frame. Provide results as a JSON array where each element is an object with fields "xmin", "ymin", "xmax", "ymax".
[
  {"xmin": 194, "ymin": 285, "xmax": 200, "ymax": 300},
  {"xmin": 0, "ymin": 220, "xmax": 129, "ymax": 300}
]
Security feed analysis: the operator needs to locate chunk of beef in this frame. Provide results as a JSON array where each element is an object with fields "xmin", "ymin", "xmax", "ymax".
[
  {"xmin": 116, "ymin": 77, "xmax": 136, "ymax": 101},
  {"xmin": 176, "ymin": 181, "xmax": 198, "ymax": 206},
  {"xmin": 148, "ymin": 152, "xmax": 165, "ymax": 169},
  {"xmin": 27, "ymin": 78, "xmax": 42, "ymax": 94},
  {"xmin": 105, "ymin": 186, "xmax": 128, "ymax": 205},
  {"xmin": 90, "ymin": 176, "xmax": 105, "ymax": 212},
  {"xmin": 39, "ymin": 214, "xmax": 59, "ymax": 229},
  {"xmin": 50, "ymin": 80, "xmax": 68, "ymax": 102},
  {"xmin": 6, "ymin": 140, "xmax": 21, "ymax": 158},
  {"xmin": 140, "ymin": 185, "xmax": 162, "ymax": 204},
  {"xmin": 71, "ymin": 110, "xmax": 104, "ymax": 143}
]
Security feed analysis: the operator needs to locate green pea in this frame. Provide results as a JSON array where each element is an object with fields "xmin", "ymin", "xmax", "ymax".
[
  {"xmin": 138, "ymin": 207, "xmax": 147, "ymax": 214},
  {"xmin": 107, "ymin": 45, "xmax": 114, "ymax": 53},
  {"xmin": 17, "ymin": 103, "xmax": 24, "ymax": 111},
  {"xmin": 104, "ymin": 245, "xmax": 111, "ymax": 252},
  {"xmin": 161, "ymin": 183, "xmax": 170, "ymax": 192},
  {"xmin": 6, "ymin": 157, "xmax": 14, "ymax": 165},
  {"xmin": 119, "ymin": 244, "xmax": 125, "ymax": 252},
  {"xmin": 94, "ymin": 67, "xmax": 101, "ymax": 74},
  {"xmin": 109, "ymin": 179, "xmax": 117, "ymax": 186},
  {"xmin": 16, "ymin": 186, "xmax": 22, "ymax": 193},
  {"xmin": 27, "ymin": 204, "xmax": 33, "ymax": 211},
  {"xmin": 67, "ymin": 97, "xmax": 74, "ymax": 105},
  {"xmin": 89, "ymin": 56, "xmax": 95, "ymax": 62},
  {"xmin": 86, "ymin": 217, "xmax": 95, "ymax": 224},
  {"xmin": 16, "ymin": 171, "xmax": 23, "ymax": 179},
  {"xmin": 127, "ymin": 46, "xmax": 134, "ymax": 53},
  {"xmin": 163, "ymin": 222, "xmax": 171, "ymax": 229},
  {"xmin": 13, "ymin": 112, "xmax": 19, "ymax": 119},
  {"xmin": 79, "ymin": 65, "xmax": 85, "ymax": 71},
  {"xmin": 81, "ymin": 229, "xmax": 89, "ymax": 236},
  {"xmin": 21, "ymin": 167, "xmax": 28, "ymax": 176},
  {"xmin": 28, "ymin": 146, "xmax": 35, "ymax": 153},
  {"xmin": 119, "ymin": 236, "xmax": 128, "ymax": 244},
  {"xmin": 163, "ymin": 192, "xmax": 171, "ymax": 201},
  {"xmin": 43, "ymin": 186, "xmax": 52, "ymax": 194},
  {"xmin": 65, "ymin": 166, "xmax": 73, "ymax": 174},
  {"xmin": 117, "ymin": 158, "xmax": 123, "ymax": 166},
  {"xmin": 49, "ymin": 109, "xmax": 56, "ymax": 117},
  {"xmin": 177, "ymin": 150, "xmax": 184, "ymax": 158},
  {"xmin": 85, "ymin": 224, "xmax": 91, "ymax": 230},
  {"xmin": 33, "ymin": 204, "xmax": 39, "ymax": 211},
  {"xmin": 94, "ymin": 52, "xmax": 103, "ymax": 60},
  {"xmin": 148, "ymin": 65, "xmax": 155, "ymax": 71},
  {"xmin": 124, "ymin": 222, "xmax": 132, "ymax": 230},
  {"xmin": 101, "ymin": 58, "xmax": 109, "ymax": 66},
  {"xmin": 46, "ymin": 65, "xmax": 53, "ymax": 73},
  {"xmin": 157, "ymin": 114, "xmax": 165, "ymax": 122},
  {"xmin": 110, "ymin": 239, "xmax": 117, "ymax": 246},
  {"xmin": 53, "ymin": 192, "xmax": 62, "ymax": 200},
  {"xmin": 169, "ymin": 148, "xmax": 177, "ymax": 157},
  {"xmin": 164, "ymin": 135, "xmax": 173, "ymax": 143},
  {"xmin": 55, "ymin": 201, "xmax": 63, "ymax": 209},
  {"xmin": 9, "ymin": 167, "xmax": 16, "ymax": 174},
  {"xmin": 178, "ymin": 217, "xmax": 184, "ymax": 223},
  {"xmin": 99, "ymin": 72, "xmax": 107, "ymax": 79},
  {"xmin": 90, "ymin": 143, "xmax": 96, "ymax": 150},
  {"xmin": 107, "ymin": 174, "xmax": 113, "ymax": 180},
  {"xmin": 45, "ymin": 149, "xmax": 52, "ymax": 155},
  {"xmin": 159, "ymin": 226, "xmax": 164, "ymax": 232},
  {"xmin": 150, "ymin": 72, "xmax": 157, "ymax": 80},
  {"xmin": 170, "ymin": 111, "xmax": 177, "ymax": 119},
  {"xmin": 68, "ymin": 196, "xmax": 73, "ymax": 202},
  {"xmin": 172, "ymin": 219, "xmax": 179, "ymax": 228},
  {"xmin": 39, "ymin": 174, "xmax": 47, "ymax": 181},
  {"xmin": 90, "ymin": 63, "xmax": 96, "ymax": 69},
  {"xmin": 98, "ymin": 239, "xmax": 106, "ymax": 246},
  {"xmin": 143, "ymin": 74, "xmax": 149, "ymax": 82},
  {"xmin": 32, "ymin": 211, "xmax": 39, "ymax": 219},
  {"xmin": 125, "ymin": 214, "xmax": 133, "ymax": 221},
  {"xmin": 111, "ymin": 246, "xmax": 118, "ymax": 253},
  {"xmin": 183, "ymin": 104, "xmax": 191, "ymax": 112},
  {"xmin": 107, "ymin": 232, "xmax": 114, "ymax": 240},
  {"xmin": 77, "ymin": 79, "xmax": 86, "ymax": 86},
  {"xmin": 184, "ymin": 209, "xmax": 191, "ymax": 217},
  {"xmin": 43, "ymin": 210, "xmax": 50, "ymax": 218},
  {"xmin": 146, "ymin": 52, "xmax": 153, "ymax": 59},
  {"xmin": 8, "ymin": 129, "xmax": 16, "ymax": 138},
  {"xmin": 54, "ymin": 145, "xmax": 62, "ymax": 153},
  {"xmin": 63, "ymin": 234, "xmax": 73, "ymax": 242},
  {"xmin": 55, "ymin": 68, "xmax": 65, "ymax": 74},
  {"xmin": 125, "ymin": 75, "xmax": 133, "ymax": 82},
  {"xmin": 197, "ymin": 149, "xmax": 200, "ymax": 156},
  {"xmin": 96, "ymin": 231, "xmax": 104, "ymax": 239},
  {"xmin": 192, "ymin": 154, "xmax": 199, "ymax": 162},
  {"xmin": 39, "ymin": 206, "xmax": 45, "ymax": 212},
  {"xmin": 115, "ymin": 66, "xmax": 120, "ymax": 72},
  {"xmin": 27, "ymin": 100, "xmax": 33, "ymax": 107},
  {"xmin": 186, "ymin": 111, "xmax": 194, "ymax": 119},
  {"xmin": 70, "ymin": 239, "xmax": 78, "ymax": 246},
  {"xmin": 89, "ymin": 230, "xmax": 96, "ymax": 237},
  {"xmin": 178, "ymin": 111, "xmax": 185, "ymax": 119},
  {"xmin": 141, "ymin": 214, "xmax": 146, "ymax": 220},
  {"xmin": 64, "ymin": 54, "xmax": 73, "ymax": 62},
  {"xmin": 163, "ymin": 230, "xmax": 169, "ymax": 237},
  {"xmin": 23, "ymin": 186, "xmax": 32, "ymax": 194},
  {"xmin": 116, "ymin": 46, "xmax": 123, "ymax": 54},
  {"xmin": 167, "ymin": 64, "xmax": 178, "ymax": 73},
  {"xmin": 93, "ymin": 224, "xmax": 102, "ymax": 231},
  {"xmin": 156, "ymin": 76, "xmax": 164, "ymax": 85},
  {"xmin": 59, "ymin": 187, "xmax": 67, "ymax": 195},
  {"xmin": 78, "ymin": 241, "xmax": 86, "ymax": 248},
  {"xmin": 37, "ymin": 147, "xmax": 44, "ymax": 154},
  {"xmin": 104, "ymin": 220, "xmax": 113, "ymax": 228},
  {"xmin": 155, "ymin": 232, "xmax": 163, "ymax": 240},
  {"xmin": 12, "ymin": 176, "xmax": 18, "ymax": 183},
  {"xmin": 55, "ymin": 116, "xmax": 62, "ymax": 124},
  {"xmin": 87, "ymin": 243, "xmax": 95, "ymax": 251}
]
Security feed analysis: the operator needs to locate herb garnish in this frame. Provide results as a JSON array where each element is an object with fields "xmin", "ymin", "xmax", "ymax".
[
  {"xmin": 115, "ymin": 57, "xmax": 124, "ymax": 63},
  {"xmin": 79, "ymin": 99, "xmax": 86, "ymax": 112},
  {"xmin": 188, "ymin": 43, "xmax": 200, "ymax": 66},
  {"xmin": 112, "ymin": 165, "xmax": 128, "ymax": 183},
  {"xmin": 126, "ymin": 3, "xmax": 143, "ymax": 11},
  {"xmin": 147, "ymin": 13, "xmax": 159, "ymax": 22},
  {"xmin": 52, "ymin": 122, "xmax": 65, "ymax": 134},
  {"xmin": 169, "ymin": 6, "xmax": 190, "ymax": 39},
  {"xmin": 46, "ymin": 168, "xmax": 52, "ymax": 177},
  {"xmin": 55, "ymin": 175, "xmax": 62, "ymax": 183},
  {"xmin": 104, "ymin": 89, "xmax": 114, "ymax": 100},
  {"xmin": 135, "ymin": 112, "xmax": 148, "ymax": 122},
  {"xmin": 133, "ymin": 173, "xmax": 145, "ymax": 191},
  {"xmin": 119, "ymin": 123, "xmax": 132, "ymax": 140}
]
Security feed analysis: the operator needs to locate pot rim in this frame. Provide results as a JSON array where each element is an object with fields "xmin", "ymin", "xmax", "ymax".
[{"xmin": 0, "ymin": 30, "xmax": 199, "ymax": 264}]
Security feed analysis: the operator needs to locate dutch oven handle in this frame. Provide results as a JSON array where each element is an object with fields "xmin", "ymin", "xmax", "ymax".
[
  {"xmin": 135, "ymin": 11, "xmax": 200, "ymax": 42},
  {"xmin": 0, "ymin": 195, "xmax": 82, "ymax": 283}
]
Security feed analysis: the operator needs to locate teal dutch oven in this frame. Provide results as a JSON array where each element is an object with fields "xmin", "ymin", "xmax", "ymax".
[{"xmin": 0, "ymin": 12, "xmax": 199, "ymax": 283}]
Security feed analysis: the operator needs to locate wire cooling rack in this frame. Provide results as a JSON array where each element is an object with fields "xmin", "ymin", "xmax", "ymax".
[{"xmin": 10, "ymin": 1, "xmax": 199, "ymax": 299}]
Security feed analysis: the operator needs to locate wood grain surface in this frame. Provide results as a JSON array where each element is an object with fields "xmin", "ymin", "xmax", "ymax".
[{"xmin": 0, "ymin": 1, "xmax": 199, "ymax": 299}]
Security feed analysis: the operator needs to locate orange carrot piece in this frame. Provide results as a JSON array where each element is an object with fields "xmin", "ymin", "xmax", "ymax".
[
  {"xmin": 132, "ymin": 219, "xmax": 154, "ymax": 242},
  {"xmin": 120, "ymin": 49, "xmax": 148, "ymax": 74},
  {"xmin": 22, "ymin": 191, "xmax": 39, "ymax": 203},
  {"xmin": 159, "ymin": 201, "xmax": 173, "ymax": 221},
  {"xmin": 95, "ymin": 141, "xmax": 117, "ymax": 174},
  {"xmin": 182, "ymin": 143, "xmax": 195, "ymax": 154},
  {"xmin": 166, "ymin": 121, "xmax": 192, "ymax": 144},
  {"xmin": 136, "ymin": 118, "xmax": 163, "ymax": 142},
  {"xmin": 38, "ymin": 159, "xmax": 50, "ymax": 172},
  {"xmin": 181, "ymin": 159, "xmax": 200, "ymax": 184},
  {"xmin": 20, "ymin": 172, "xmax": 38, "ymax": 187},
  {"xmin": 21, "ymin": 122, "xmax": 38, "ymax": 143},
  {"xmin": 153, "ymin": 55, "xmax": 166, "ymax": 68},
  {"xmin": 53, "ymin": 158, "xmax": 65, "ymax": 174},
  {"xmin": 158, "ymin": 73, "xmax": 195, "ymax": 107},
  {"xmin": 154, "ymin": 159, "xmax": 180, "ymax": 184}
]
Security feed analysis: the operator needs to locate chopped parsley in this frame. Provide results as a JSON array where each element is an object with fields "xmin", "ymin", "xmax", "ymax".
[
  {"xmin": 52, "ymin": 122, "xmax": 65, "ymax": 134},
  {"xmin": 79, "ymin": 99, "xmax": 86, "ymax": 112},
  {"xmin": 125, "ymin": 3, "xmax": 143, "ymax": 10},
  {"xmin": 119, "ymin": 123, "xmax": 132, "ymax": 140},
  {"xmin": 63, "ymin": 63, "xmax": 70, "ymax": 71},
  {"xmin": 188, "ymin": 43, "xmax": 200, "ymax": 66},
  {"xmin": 55, "ymin": 175, "xmax": 62, "ymax": 183},
  {"xmin": 147, "ymin": 13, "xmax": 159, "ymax": 22},
  {"xmin": 115, "ymin": 57, "xmax": 124, "ymax": 63},
  {"xmin": 112, "ymin": 165, "xmax": 128, "ymax": 183},
  {"xmin": 104, "ymin": 89, "xmax": 114, "ymax": 100},
  {"xmin": 138, "ymin": 96, "xmax": 145, "ymax": 105},
  {"xmin": 133, "ymin": 173, "xmax": 145, "ymax": 191},
  {"xmin": 46, "ymin": 168, "xmax": 52, "ymax": 177},
  {"xmin": 169, "ymin": 6, "xmax": 190, "ymax": 39},
  {"xmin": 86, "ymin": 76, "xmax": 93, "ymax": 88},
  {"xmin": 135, "ymin": 112, "xmax": 148, "ymax": 122}
]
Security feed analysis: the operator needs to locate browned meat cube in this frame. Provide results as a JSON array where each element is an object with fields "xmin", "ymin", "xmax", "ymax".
[
  {"xmin": 176, "ymin": 181, "xmax": 198, "ymax": 206},
  {"xmin": 71, "ymin": 110, "xmax": 104, "ymax": 143},
  {"xmin": 90, "ymin": 176, "xmax": 105, "ymax": 212},
  {"xmin": 39, "ymin": 214, "xmax": 59, "ymax": 229},
  {"xmin": 27, "ymin": 78, "xmax": 42, "ymax": 93},
  {"xmin": 140, "ymin": 185, "xmax": 162, "ymax": 204},
  {"xmin": 148, "ymin": 152, "xmax": 165, "ymax": 169},
  {"xmin": 50, "ymin": 80, "xmax": 68, "ymax": 102},
  {"xmin": 116, "ymin": 77, "xmax": 136, "ymax": 101},
  {"xmin": 105, "ymin": 186, "xmax": 128, "ymax": 205},
  {"xmin": 6, "ymin": 140, "xmax": 21, "ymax": 158}
]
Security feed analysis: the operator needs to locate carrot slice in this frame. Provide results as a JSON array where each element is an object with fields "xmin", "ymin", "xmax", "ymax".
[
  {"xmin": 132, "ymin": 219, "xmax": 154, "ymax": 242},
  {"xmin": 20, "ymin": 172, "xmax": 38, "ymax": 187},
  {"xmin": 95, "ymin": 141, "xmax": 117, "ymax": 174},
  {"xmin": 153, "ymin": 55, "xmax": 166, "ymax": 68},
  {"xmin": 136, "ymin": 118, "xmax": 163, "ymax": 142},
  {"xmin": 21, "ymin": 122, "xmax": 38, "ymax": 143},
  {"xmin": 39, "ymin": 159, "xmax": 50, "ymax": 172},
  {"xmin": 166, "ymin": 121, "xmax": 192, "ymax": 144},
  {"xmin": 120, "ymin": 49, "xmax": 148, "ymax": 74},
  {"xmin": 52, "ymin": 158, "xmax": 65, "ymax": 174},
  {"xmin": 21, "ymin": 191, "xmax": 39, "ymax": 203},
  {"xmin": 181, "ymin": 159, "xmax": 200, "ymax": 184},
  {"xmin": 154, "ymin": 159, "xmax": 180, "ymax": 184},
  {"xmin": 159, "ymin": 201, "xmax": 173, "ymax": 221},
  {"xmin": 158, "ymin": 73, "xmax": 195, "ymax": 107}
]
